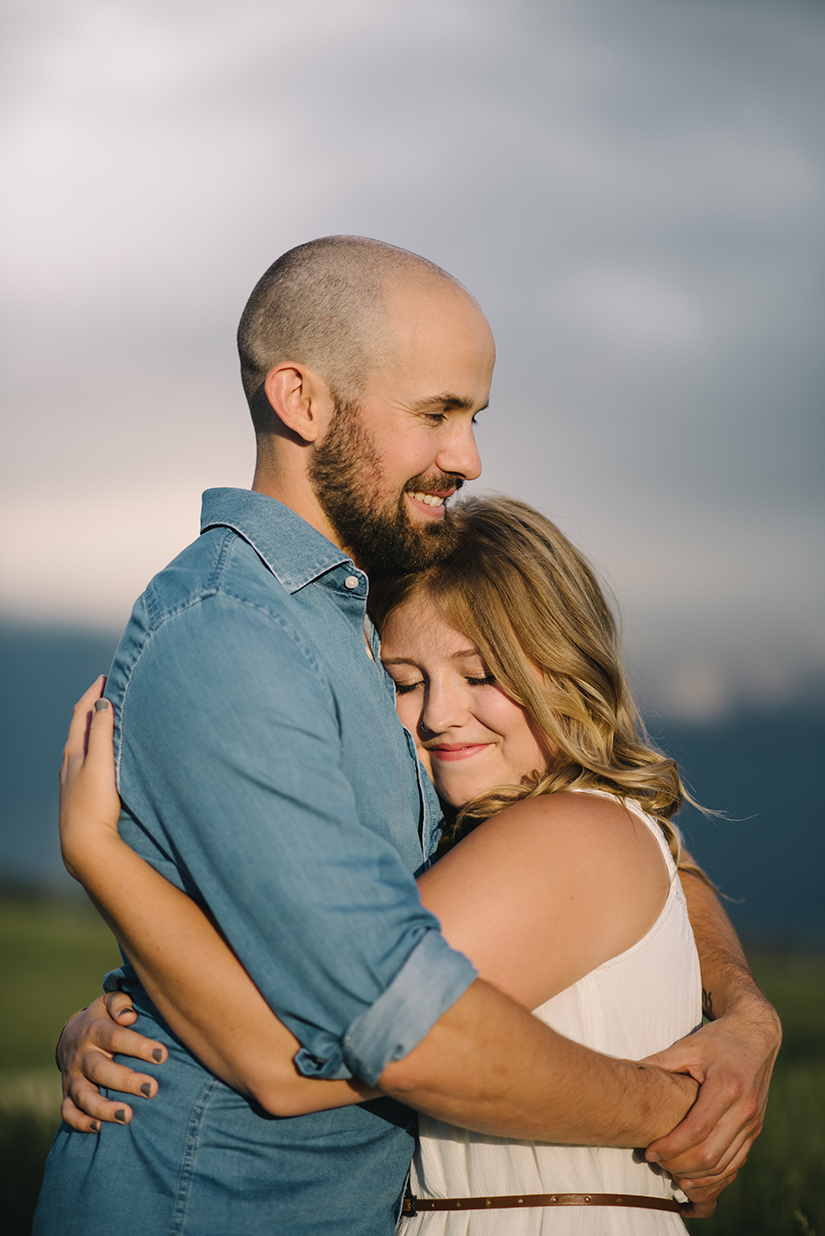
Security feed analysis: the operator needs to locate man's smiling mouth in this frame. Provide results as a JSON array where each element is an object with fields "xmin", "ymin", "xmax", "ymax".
[
  {"xmin": 405, "ymin": 487, "xmax": 457, "ymax": 514},
  {"xmin": 409, "ymin": 491, "xmax": 447, "ymax": 508}
]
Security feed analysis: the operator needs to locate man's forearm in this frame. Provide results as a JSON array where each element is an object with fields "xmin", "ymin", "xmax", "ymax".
[
  {"xmin": 641, "ymin": 861, "xmax": 781, "ymax": 1188},
  {"xmin": 679, "ymin": 855, "xmax": 776, "ymax": 1023},
  {"xmin": 380, "ymin": 979, "xmax": 698, "ymax": 1146}
]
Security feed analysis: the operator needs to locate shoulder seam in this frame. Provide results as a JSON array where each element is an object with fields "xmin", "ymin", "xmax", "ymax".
[{"xmin": 117, "ymin": 587, "xmax": 335, "ymax": 785}]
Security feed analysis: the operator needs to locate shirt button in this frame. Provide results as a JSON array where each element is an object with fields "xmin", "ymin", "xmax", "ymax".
[{"xmin": 344, "ymin": 575, "xmax": 359, "ymax": 590}]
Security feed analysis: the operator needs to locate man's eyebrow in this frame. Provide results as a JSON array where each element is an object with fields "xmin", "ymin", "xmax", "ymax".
[{"xmin": 409, "ymin": 393, "xmax": 489, "ymax": 413}]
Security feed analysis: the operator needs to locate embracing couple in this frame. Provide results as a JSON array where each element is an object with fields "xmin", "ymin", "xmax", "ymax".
[{"xmin": 35, "ymin": 237, "xmax": 780, "ymax": 1235}]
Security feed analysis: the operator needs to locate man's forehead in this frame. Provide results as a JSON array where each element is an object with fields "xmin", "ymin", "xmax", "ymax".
[
  {"xmin": 368, "ymin": 276, "xmax": 495, "ymax": 409},
  {"xmin": 384, "ymin": 273, "xmax": 490, "ymax": 332}
]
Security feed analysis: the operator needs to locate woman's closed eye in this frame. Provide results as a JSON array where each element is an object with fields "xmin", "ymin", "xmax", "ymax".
[
  {"xmin": 392, "ymin": 678, "xmax": 424, "ymax": 696},
  {"xmin": 466, "ymin": 673, "xmax": 497, "ymax": 687}
]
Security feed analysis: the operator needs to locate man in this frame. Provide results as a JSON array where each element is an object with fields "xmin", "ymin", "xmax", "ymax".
[{"xmin": 39, "ymin": 237, "xmax": 780, "ymax": 1234}]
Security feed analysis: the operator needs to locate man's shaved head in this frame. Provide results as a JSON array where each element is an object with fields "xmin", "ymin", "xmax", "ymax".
[{"xmin": 237, "ymin": 235, "xmax": 468, "ymax": 433}]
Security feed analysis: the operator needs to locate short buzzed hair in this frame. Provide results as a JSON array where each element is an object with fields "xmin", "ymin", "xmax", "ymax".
[{"xmin": 237, "ymin": 236, "xmax": 457, "ymax": 433}]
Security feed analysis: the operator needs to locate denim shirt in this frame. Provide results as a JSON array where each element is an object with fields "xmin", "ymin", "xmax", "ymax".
[{"xmin": 75, "ymin": 488, "xmax": 476, "ymax": 1233}]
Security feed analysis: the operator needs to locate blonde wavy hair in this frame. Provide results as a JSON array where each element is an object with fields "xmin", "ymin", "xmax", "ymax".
[{"xmin": 370, "ymin": 495, "xmax": 694, "ymax": 860}]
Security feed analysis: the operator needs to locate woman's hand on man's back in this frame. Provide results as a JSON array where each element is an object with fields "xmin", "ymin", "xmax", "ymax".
[{"xmin": 57, "ymin": 993, "xmax": 167, "ymax": 1132}]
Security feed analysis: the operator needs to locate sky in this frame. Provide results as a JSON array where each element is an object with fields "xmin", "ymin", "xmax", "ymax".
[{"xmin": 1, "ymin": 0, "xmax": 823, "ymax": 720}]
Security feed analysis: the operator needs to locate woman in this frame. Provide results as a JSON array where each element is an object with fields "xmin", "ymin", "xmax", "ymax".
[{"xmin": 54, "ymin": 496, "xmax": 702, "ymax": 1231}]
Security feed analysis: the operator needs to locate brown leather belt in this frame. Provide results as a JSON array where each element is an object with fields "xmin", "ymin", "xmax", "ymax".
[{"xmin": 402, "ymin": 1192, "xmax": 682, "ymax": 1215}]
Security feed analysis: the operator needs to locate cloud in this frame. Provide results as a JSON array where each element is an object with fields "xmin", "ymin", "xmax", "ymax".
[
  {"xmin": 2, "ymin": 0, "xmax": 823, "ymax": 718},
  {"xmin": 542, "ymin": 269, "xmax": 706, "ymax": 349}
]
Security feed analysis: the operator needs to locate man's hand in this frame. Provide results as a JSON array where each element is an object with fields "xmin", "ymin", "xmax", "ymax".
[
  {"xmin": 643, "ymin": 987, "xmax": 781, "ymax": 1213},
  {"xmin": 57, "ymin": 993, "xmax": 167, "ymax": 1131}
]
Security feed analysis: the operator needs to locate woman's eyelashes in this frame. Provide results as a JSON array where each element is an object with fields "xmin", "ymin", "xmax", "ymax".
[
  {"xmin": 389, "ymin": 672, "xmax": 497, "ymax": 695},
  {"xmin": 393, "ymin": 679, "xmax": 423, "ymax": 696}
]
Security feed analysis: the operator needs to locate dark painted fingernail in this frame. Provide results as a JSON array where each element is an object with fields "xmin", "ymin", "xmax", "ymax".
[
  {"xmin": 140, "ymin": 1082, "xmax": 152, "ymax": 1097},
  {"xmin": 115, "ymin": 1109, "xmax": 127, "ymax": 1123},
  {"xmin": 94, "ymin": 699, "xmax": 109, "ymax": 712},
  {"xmin": 152, "ymin": 1049, "xmax": 163, "ymax": 1062},
  {"xmin": 90, "ymin": 1120, "xmax": 100, "ymax": 1132}
]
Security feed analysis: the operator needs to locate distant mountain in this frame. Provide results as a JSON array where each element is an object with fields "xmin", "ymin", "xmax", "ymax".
[
  {"xmin": 652, "ymin": 710, "xmax": 825, "ymax": 948},
  {"xmin": 2, "ymin": 622, "xmax": 823, "ymax": 946},
  {"xmin": 0, "ymin": 622, "xmax": 119, "ymax": 888}
]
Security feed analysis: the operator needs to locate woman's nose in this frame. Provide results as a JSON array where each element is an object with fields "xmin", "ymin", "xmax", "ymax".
[{"xmin": 419, "ymin": 680, "xmax": 468, "ymax": 735}]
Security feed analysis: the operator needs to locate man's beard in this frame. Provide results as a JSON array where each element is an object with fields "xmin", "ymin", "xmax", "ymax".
[{"xmin": 309, "ymin": 396, "xmax": 464, "ymax": 579}]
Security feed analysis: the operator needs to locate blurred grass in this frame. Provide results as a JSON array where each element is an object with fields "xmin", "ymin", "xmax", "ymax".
[
  {"xmin": 1, "ymin": 895, "xmax": 823, "ymax": 1234},
  {"xmin": 0, "ymin": 890, "xmax": 121, "ymax": 1234},
  {"xmin": 0, "ymin": 891, "xmax": 121, "ymax": 1069},
  {"xmin": 685, "ymin": 951, "xmax": 825, "ymax": 1236}
]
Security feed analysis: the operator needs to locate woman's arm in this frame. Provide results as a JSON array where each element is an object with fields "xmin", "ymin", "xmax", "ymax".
[
  {"xmin": 60, "ymin": 684, "xmax": 664, "ymax": 1126},
  {"xmin": 58, "ymin": 681, "xmax": 378, "ymax": 1124},
  {"xmin": 58, "ymin": 683, "xmax": 779, "ymax": 1218}
]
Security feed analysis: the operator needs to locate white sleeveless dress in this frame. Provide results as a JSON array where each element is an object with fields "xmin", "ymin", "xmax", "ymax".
[{"xmin": 402, "ymin": 794, "xmax": 702, "ymax": 1235}]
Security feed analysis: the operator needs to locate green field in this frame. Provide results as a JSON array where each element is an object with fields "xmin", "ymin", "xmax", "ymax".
[
  {"xmin": 2, "ymin": 893, "xmax": 824, "ymax": 1234},
  {"xmin": 0, "ymin": 891, "xmax": 123, "ymax": 1234}
]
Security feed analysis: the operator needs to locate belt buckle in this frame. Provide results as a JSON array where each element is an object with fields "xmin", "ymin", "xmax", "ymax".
[{"xmin": 402, "ymin": 1192, "xmax": 417, "ymax": 1217}]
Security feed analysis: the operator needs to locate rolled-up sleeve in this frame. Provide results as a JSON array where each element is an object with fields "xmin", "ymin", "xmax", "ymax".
[
  {"xmin": 297, "ymin": 929, "xmax": 476, "ymax": 1084},
  {"xmin": 112, "ymin": 586, "xmax": 477, "ymax": 1080}
]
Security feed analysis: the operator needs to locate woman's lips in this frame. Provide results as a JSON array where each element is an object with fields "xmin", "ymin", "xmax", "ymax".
[{"xmin": 427, "ymin": 743, "xmax": 491, "ymax": 762}]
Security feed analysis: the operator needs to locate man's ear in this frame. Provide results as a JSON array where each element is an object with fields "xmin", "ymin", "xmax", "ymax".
[{"xmin": 263, "ymin": 364, "xmax": 334, "ymax": 444}]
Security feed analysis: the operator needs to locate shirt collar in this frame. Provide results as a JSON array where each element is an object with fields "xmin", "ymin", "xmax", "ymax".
[{"xmin": 200, "ymin": 488, "xmax": 354, "ymax": 594}]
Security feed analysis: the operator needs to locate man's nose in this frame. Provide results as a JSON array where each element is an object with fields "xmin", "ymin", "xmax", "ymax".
[{"xmin": 435, "ymin": 422, "xmax": 482, "ymax": 482}]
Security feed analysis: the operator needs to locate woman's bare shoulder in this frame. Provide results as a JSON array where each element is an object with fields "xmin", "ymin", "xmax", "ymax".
[
  {"xmin": 451, "ymin": 790, "xmax": 662, "ymax": 863},
  {"xmin": 418, "ymin": 791, "xmax": 671, "ymax": 1010}
]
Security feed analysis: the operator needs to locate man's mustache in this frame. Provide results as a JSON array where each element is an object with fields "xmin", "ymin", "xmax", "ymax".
[{"xmin": 403, "ymin": 474, "xmax": 465, "ymax": 496}]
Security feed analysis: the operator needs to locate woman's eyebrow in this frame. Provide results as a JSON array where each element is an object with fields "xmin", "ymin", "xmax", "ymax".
[
  {"xmin": 378, "ymin": 647, "xmax": 477, "ymax": 667},
  {"xmin": 381, "ymin": 648, "xmax": 483, "ymax": 667}
]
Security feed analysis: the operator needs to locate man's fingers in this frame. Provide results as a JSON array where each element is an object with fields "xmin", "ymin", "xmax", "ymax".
[
  {"xmin": 679, "ymin": 1170, "xmax": 739, "ymax": 1218},
  {"xmin": 646, "ymin": 1072, "xmax": 750, "ymax": 1164},
  {"xmin": 641, "ymin": 1038, "xmax": 700, "ymax": 1078},
  {"xmin": 65, "ymin": 1075, "xmax": 135, "ymax": 1125},
  {"xmin": 650, "ymin": 1115, "xmax": 757, "ymax": 1179},
  {"xmin": 647, "ymin": 1106, "xmax": 716, "ymax": 1166},
  {"xmin": 680, "ymin": 1195, "xmax": 719, "ymax": 1219},
  {"xmin": 668, "ymin": 1127, "xmax": 755, "ymax": 1187}
]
